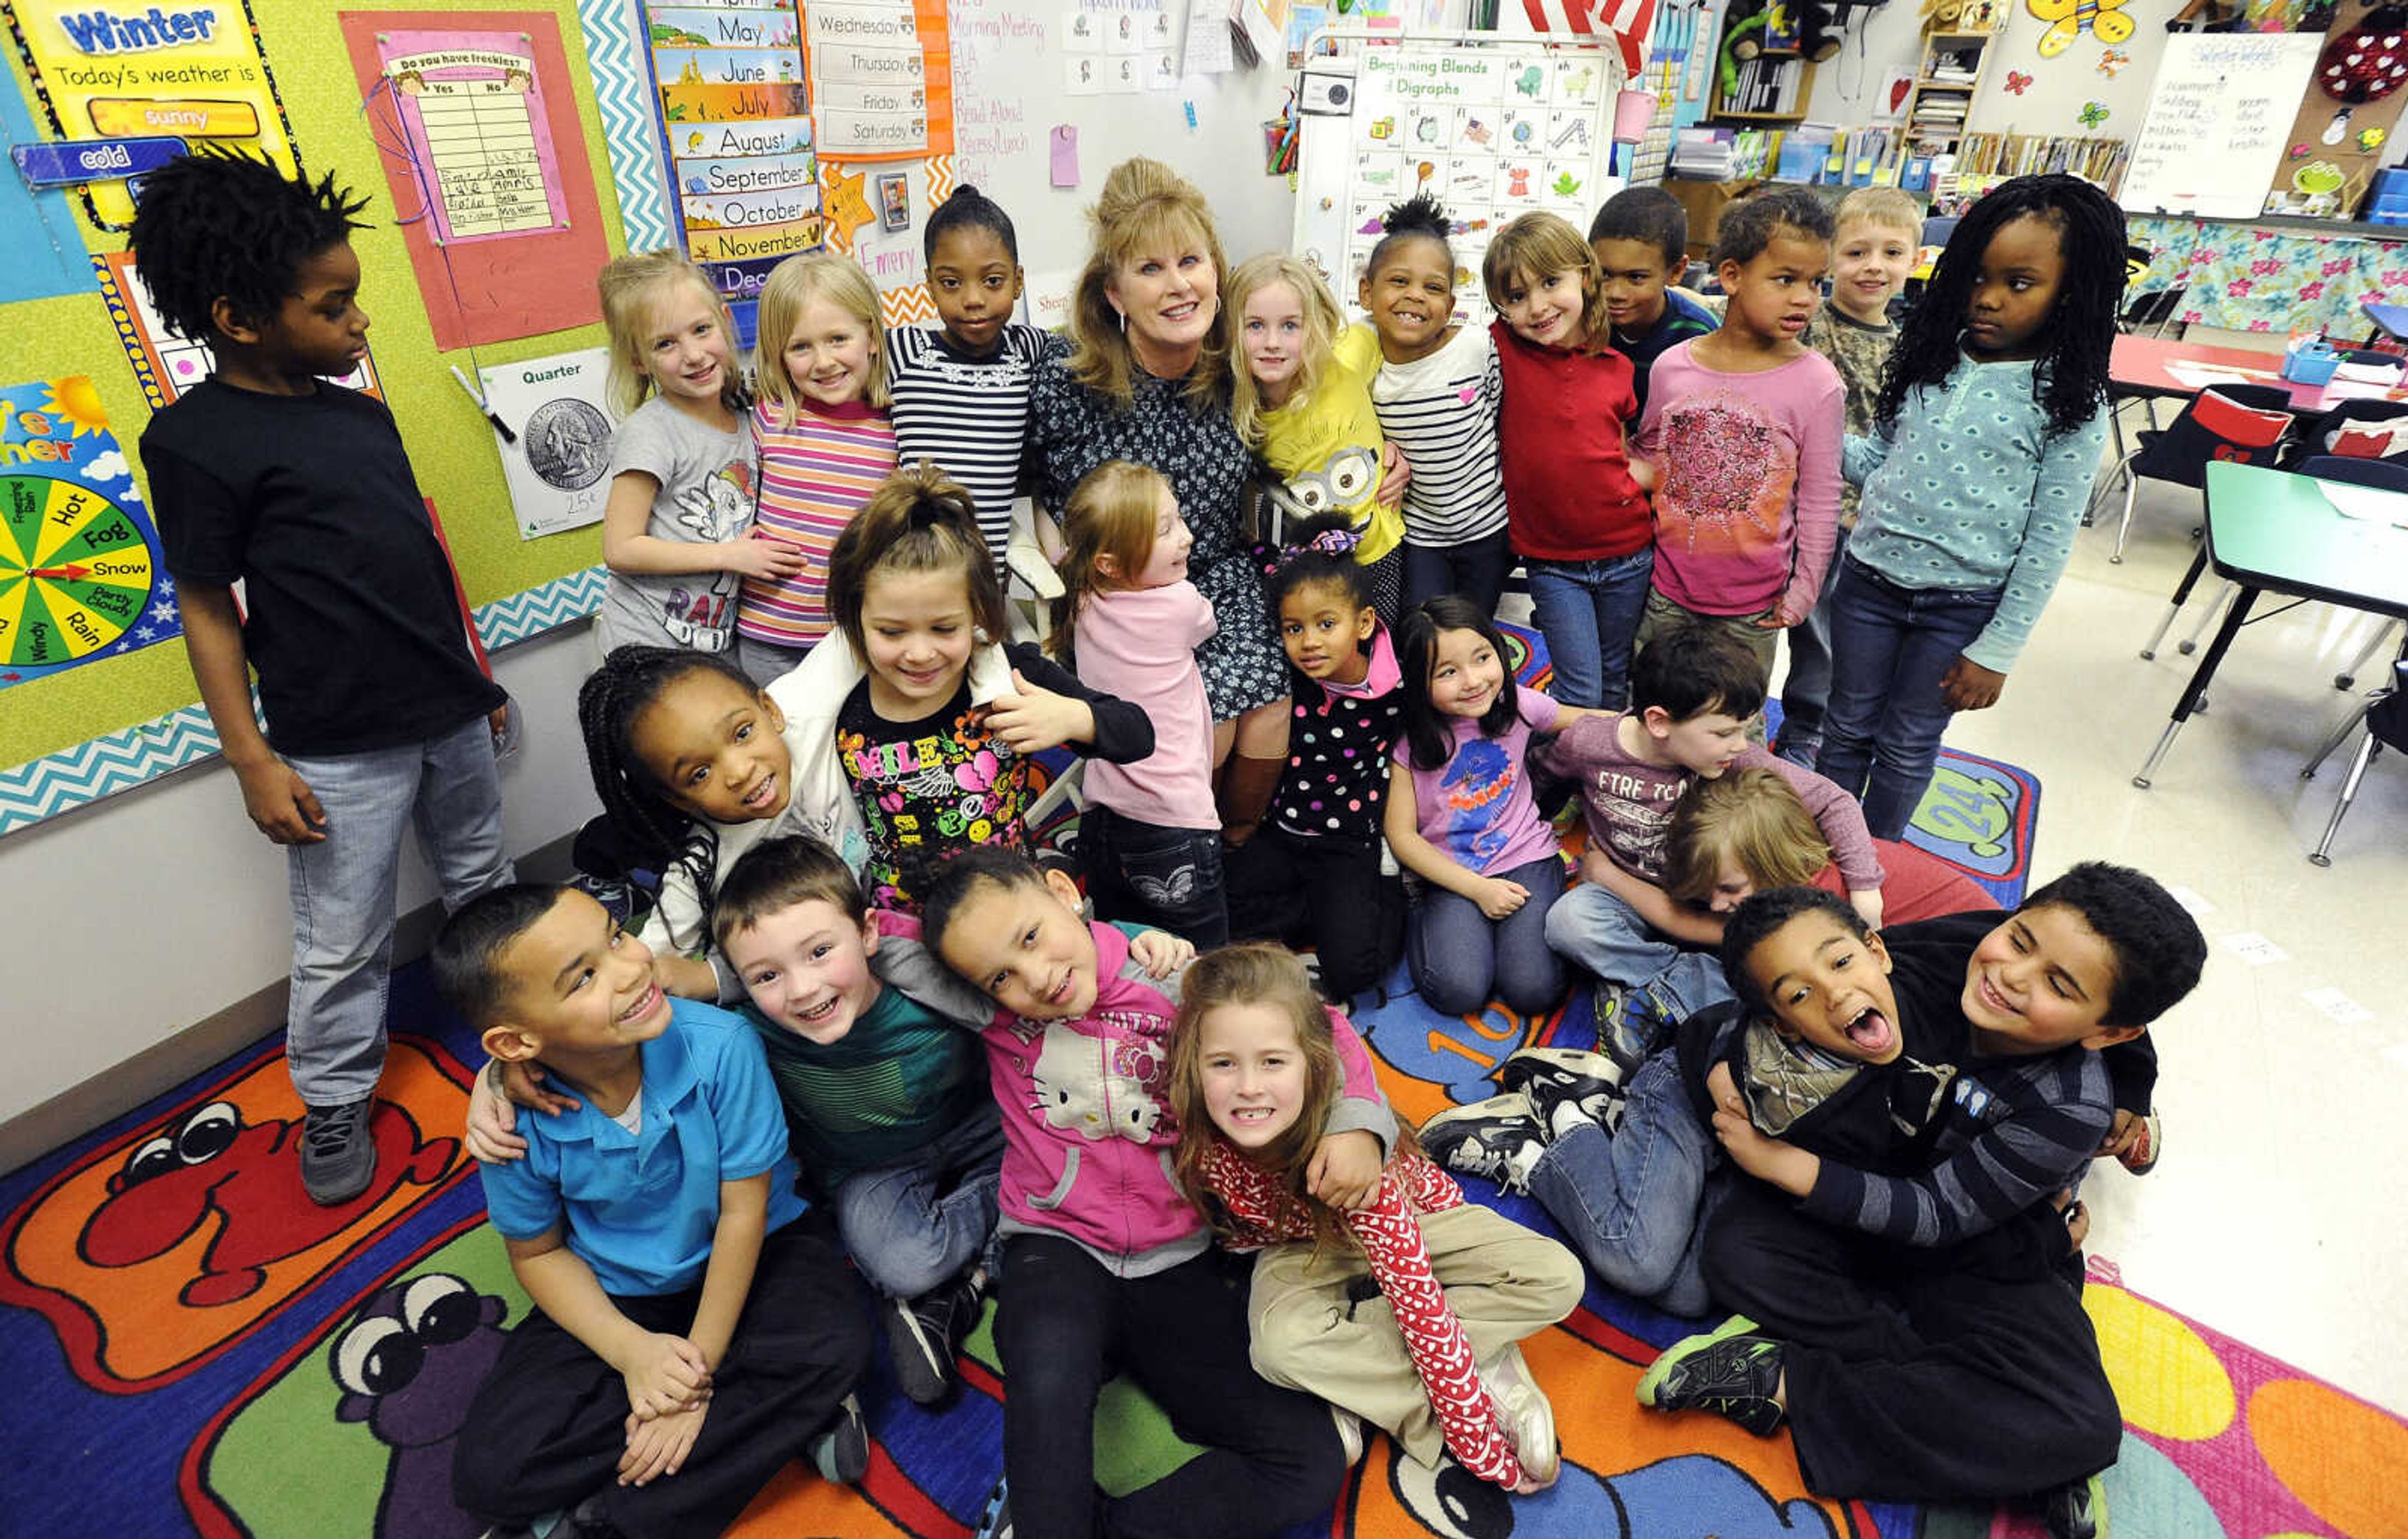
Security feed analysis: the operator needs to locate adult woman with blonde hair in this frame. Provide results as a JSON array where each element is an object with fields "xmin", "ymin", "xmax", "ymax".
[{"xmin": 1028, "ymin": 157, "xmax": 1294, "ymax": 846}]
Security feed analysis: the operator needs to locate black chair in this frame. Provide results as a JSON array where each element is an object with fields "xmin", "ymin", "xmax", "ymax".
[
  {"xmin": 2104, "ymin": 383, "xmax": 2294, "ymax": 564},
  {"xmin": 2303, "ymin": 653, "xmax": 2408, "ymax": 866},
  {"xmin": 2279, "ymin": 397, "xmax": 2408, "ymax": 469}
]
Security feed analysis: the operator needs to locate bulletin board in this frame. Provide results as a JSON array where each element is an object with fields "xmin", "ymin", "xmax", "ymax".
[{"xmin": 0, "ymin": 0, "xmax": 623, "ymax": 836}]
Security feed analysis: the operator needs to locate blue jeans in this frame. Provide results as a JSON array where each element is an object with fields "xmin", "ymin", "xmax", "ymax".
[
  {"xmin": 1542, "ymin": 881, "xmax": 1732, "ymax": 1019},
  {"xmin": 1401, "ymin": 528, "xmax": 1516, "ymax": 616},
  {"xmin": 829, "ymin": 1100, "xmax": 1006, "ymax": 1298},
  {"xmin": 285, "ymin": 715, "xmax": 514, "ymax": 1106},
  {"xmin": 1776, "ymin": 572, "xmax": 1839, "ymax": 766},
  {"xmin": 1524, "ymin": 549, "xmax": 1656, "ymax": 709},
  {"xmin": 1814, "ymin": 555, "xmax": 2003, "ymax": 841},
  {"xmin": 1079, "ymin": 803, "xmax": 1228, "ymax": 948},
  {"xmin": 1526, "ymin": 1051, "xmax": 1716, "ymax": 1316},
  {"xmin": 1406, "ymin": 853, "xmax": 1566, "ymax": 1016}
]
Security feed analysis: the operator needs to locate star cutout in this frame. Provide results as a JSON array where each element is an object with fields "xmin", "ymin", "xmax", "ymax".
[
  {"xmin": 135, "ymin": 625, "xmax": 156, "ymax": 641},
  {"xmin": 150, "ymin": 600, "xmax": 179, "ymax": 623},
  {"xmin": 822, "ymin": 163, "xmax": 874, "ymax": 253}
]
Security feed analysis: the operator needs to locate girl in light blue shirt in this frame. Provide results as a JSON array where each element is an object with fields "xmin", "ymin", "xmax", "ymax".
[{"xmin": 1815, "ymin": 176, "xmax": 2123, "ymax": 839}]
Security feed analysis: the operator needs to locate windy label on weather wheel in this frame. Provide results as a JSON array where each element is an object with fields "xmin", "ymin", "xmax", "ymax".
[{"xmin": 0, "ymin": 376, "xmax": 182, "ymax": 689}]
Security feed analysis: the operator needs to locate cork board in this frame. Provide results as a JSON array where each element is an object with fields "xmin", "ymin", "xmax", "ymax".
[{"xmin": 0, "ymin": 0, "xmax": 620, "ymax": 826}]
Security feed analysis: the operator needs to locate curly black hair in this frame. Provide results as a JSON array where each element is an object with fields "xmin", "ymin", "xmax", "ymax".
[
  {"xmin": 1366, "ymin": 191, "xmax": 1452, "ymax": 281},
  {"xmin": 125, "ymin": 148, "xmax": 370, "ymax": 344},
  {"xmin": 1719, "ymin": 885, "xmax": 1872, "ymax": 1019},
  {"xmin": 1875, "ymin": 174, "xmax": 2124, "ymax": 441},
  {"xmin": 2017, "ymin": 861, "xmax": 2206, "ymax": 1027}
]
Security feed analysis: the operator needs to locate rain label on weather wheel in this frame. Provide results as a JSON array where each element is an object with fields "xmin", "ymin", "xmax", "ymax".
[{"xmin": 0, "ymin": 472, "xmax": 156, "ymax": 668}]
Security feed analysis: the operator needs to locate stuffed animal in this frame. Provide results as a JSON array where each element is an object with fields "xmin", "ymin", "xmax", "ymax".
[{"xmin": 1727, "ymin": 0, "xmax": 1847, "ymax": 64}]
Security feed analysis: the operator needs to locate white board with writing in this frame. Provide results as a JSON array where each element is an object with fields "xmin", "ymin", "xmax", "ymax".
[{"xmin": 2120, "ymin": 31, "xmax": 2326, "ymax": 220}]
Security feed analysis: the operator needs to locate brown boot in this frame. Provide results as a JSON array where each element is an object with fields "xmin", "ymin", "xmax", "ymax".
[{"xmin": 1216, "ymin": 752, "xmax": 1286, "ymax": 849}]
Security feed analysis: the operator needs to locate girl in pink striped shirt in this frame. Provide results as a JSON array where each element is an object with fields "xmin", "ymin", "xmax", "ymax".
[
  {"xmin": 736, "ymin": 256, "xmax": 900, "ymax": 686},
  {"xmin": 1170, "ymin": 944, "xmax": 1583, "ymax": 1494}
]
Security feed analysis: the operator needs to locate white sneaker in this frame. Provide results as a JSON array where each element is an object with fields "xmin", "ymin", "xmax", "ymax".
[{"xmin": 1331, "ymin": 1405, "xmax": 1367, "ymax": 1466}]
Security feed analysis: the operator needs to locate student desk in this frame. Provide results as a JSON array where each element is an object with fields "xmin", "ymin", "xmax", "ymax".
[
  {"xmin": 2131, "ymin": 461, "xmax": 2408, "ymax": 789},
  {"xmin": 2108, "ymin": 335, "xmax": 2408, "ymax": 417}
]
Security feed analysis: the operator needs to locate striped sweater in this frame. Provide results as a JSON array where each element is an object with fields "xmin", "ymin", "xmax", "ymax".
[
  {"xmin": 1344, "ymin": 322, "xmax": 1509, "ymax": 549},
  {"xmin": 738, "ymin": 397, "xmax": 897, "ymax": 648},
  {"xmin": 887, "ymin": 323, "xmax": 1067, "ymax": 567}
]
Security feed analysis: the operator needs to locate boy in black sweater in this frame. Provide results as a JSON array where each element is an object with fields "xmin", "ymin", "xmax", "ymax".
[
  {"xmin": 132, "ymin": 152, "xmax": 512, "ymax": 1205},
  {"xmin": 1640, "ymin": 867, "xmax": 2205, "ymax": 1538}
]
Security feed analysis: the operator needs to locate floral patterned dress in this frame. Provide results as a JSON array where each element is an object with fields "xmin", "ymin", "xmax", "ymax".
[{"xmin": 1029, "ymin": 357, "xmax": 1287, "ymax": 720}]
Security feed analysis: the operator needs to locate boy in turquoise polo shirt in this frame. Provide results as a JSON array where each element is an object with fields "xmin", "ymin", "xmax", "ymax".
[{"xmin": 436, "ymin": 885, "xmax": 870, "ymax": 1539}]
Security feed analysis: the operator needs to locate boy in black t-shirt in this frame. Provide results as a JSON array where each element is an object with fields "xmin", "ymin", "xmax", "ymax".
[{"xmin": 131, "ymin": 152, "xmax": 512, "ymax": 1206}]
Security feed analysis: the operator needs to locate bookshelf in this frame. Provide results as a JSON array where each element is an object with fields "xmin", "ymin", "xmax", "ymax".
[
  {"xmin": 1711, "ymin": 49, "xmax": 1820, "ymax": 123},
  {"xmin": 1901, "ymin": 29, "xmax": 1995, "ymax": 155}
]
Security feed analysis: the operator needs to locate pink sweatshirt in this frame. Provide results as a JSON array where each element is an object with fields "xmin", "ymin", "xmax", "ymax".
[
  {"xmin": 1071, "ymin": 582, "xmax": 1218, "ymax": 830},
  {"xmin": 1635, "ymin": 345, "xmax": 1842, "ymax": 621}
]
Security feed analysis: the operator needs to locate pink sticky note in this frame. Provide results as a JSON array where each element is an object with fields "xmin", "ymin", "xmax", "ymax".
[{"xmin": 1051, "ymin": 125, "xmax": 1079, "ymax": 188}]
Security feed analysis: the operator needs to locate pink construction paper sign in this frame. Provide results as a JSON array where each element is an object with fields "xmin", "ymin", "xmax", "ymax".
[{"xmin": 372, "ymin": 28, "xmax": 571, "ymax": 245}]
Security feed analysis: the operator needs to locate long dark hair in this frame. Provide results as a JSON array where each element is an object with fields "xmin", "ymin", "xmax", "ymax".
[
  {"xmin": 1876, "ymin": 174, "xmax": 2123, "ymax": 441},
  {"xmin": 1395, "ymin": 596, "xmax": 1521, "ymax": 772}
]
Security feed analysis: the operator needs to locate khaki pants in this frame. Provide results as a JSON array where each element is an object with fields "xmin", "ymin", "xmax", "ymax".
[
  {"xmin": 1247, "ymin": 1204, "xmax": 1583, "ymax": 1469},
  {"xmin": 1634, "ymin": 590, "xmax": 1780, "ymax": 741}
]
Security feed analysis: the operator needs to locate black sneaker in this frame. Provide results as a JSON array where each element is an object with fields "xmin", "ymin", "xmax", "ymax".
[
  {"xmin": 2043, "ymin": 1474, "xmax": 2109, "ymax": 1539},
  {"xmin": 1497, "ymin": 1046, "xmax": 1627, "ymax": 1140},
  {"xmin": 808, "ymin": 1394, "xmax": 870, "ymax": 1484},
  {"xmin": 300, "ymin": 1095, "xmax": 378, "ymax": 1206},
  {"xmin": 1593, "ymin": 982, "xmax": 1666, "ymax": 1071},
  {"xmin": 885, "ymin": 1278, "xmax": 974, "ymax": 1405},
  {"xmin": 1635, "ymin": 1315, "xmax": 1785, "ymax": 1436},
  {"xmin": 1419, "ymin": 1094, "xmax": 1547, "ymax": 1192}
]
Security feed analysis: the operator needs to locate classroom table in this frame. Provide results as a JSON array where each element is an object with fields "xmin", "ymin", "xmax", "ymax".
[
  {"xmin": 2108, "ymin": 334, "xmax": 2408, "ymax": 416},
  {"xmin": 2362, "ymin": 299, "xmax": 2408, "ymax": 344},
  {"xmin": 2131, "ymin": 461, "xmax": 2408, "ymax": 789}
]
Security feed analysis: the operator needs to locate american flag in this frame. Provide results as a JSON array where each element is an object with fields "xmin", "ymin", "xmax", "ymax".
[{"xmin": 1519, "ymin": 0, "xmax": 1656, "ymax": 78}]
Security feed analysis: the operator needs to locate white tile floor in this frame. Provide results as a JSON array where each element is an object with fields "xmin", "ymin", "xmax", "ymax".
[{"xmin": 1906, "ymin": 463, "xmax": 2408, "ymax": 1417}]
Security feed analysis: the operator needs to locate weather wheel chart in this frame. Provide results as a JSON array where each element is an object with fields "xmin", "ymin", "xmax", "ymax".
[{"xmin": 0, "ymin": 377, "xmax": 181, "ymax": 691}]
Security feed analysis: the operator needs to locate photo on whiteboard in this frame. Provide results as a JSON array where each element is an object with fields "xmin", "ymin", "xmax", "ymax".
[
  {"xmin": 479, "ymin": 348, "xmax": 615, "ymax": 540},
  {"xmin": 877, "ymin": 171, "xmax": 911, "ymax": 232}
]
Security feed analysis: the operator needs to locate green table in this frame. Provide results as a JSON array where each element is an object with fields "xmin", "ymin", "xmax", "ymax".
[{"xmin": 2133, "ymin": 461, "xmax": 2408, "ymax": 788}]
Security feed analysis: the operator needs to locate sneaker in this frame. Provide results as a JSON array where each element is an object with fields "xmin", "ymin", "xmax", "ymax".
[
  {"xmin": 1635, "ymin": 1315, "xmax": 1786, "ymax": 1437},
  {"xmin": 1419, "ymin": 1094, "xmax": 1548, "ymax": 1192},
  {"xmin": 1496, "ymin": 1046, "xmax": 1627, "ymax": 1141},
  {"xmin": 808, "ymin": 1394, "xmax": 870, "ymax": 1484},
  {"xmin": 300, "ymin": 1096, "xmax": 378, "ymax": 1206},
  {"xmin": 2042, "ymin": 1473, "xmax": 2109, "ymax": 1539},
  {"xmin": 2116, "ymin": 1111, "xmax": 2163, "ymax": 1175},
  {"xmin": 1592, "ymin": 982, "xmax": 1665, "ymax": 1071},
  {"xmin": 885, "ymin": 1276, "xmax": 977, "ymax": 1405},
  {"xmin": 1481, "ymin": 1346, "xmax": 1559, "ymax": 1488},
  {"xmin": 1331, "ymin": 1405, "xmax": 1366, "ymax": 1466},
  {"xmin": 974, "ymin": 1475, "xmax": 1013, "ymax": 1539}
]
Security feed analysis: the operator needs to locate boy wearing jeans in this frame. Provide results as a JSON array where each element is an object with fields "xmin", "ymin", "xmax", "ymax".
[
  {"xmin": 1781, "ymin": 188, "xmax": 1920, "ymax": 766},
  {"xmin": 132, "ymin": 151, "xmax": 511, "ymax": 1205},
  {"xmin": 437, "ymin": 885, "xmax": 871, "ymax": 1538},
  {"xmin": 1537, "ymin": 626, "xmax": 1884, "ymax": 1061}
]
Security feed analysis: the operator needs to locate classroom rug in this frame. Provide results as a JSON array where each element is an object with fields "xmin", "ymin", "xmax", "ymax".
[{"xmin": 6, "ymin": 971, "xmax": 2407, "ymax": 1538}]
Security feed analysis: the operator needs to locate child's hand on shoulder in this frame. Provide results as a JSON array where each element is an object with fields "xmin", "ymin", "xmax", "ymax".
[
  {"xmin": 620, "ymin": 1400, "xmax": 707, "ymax": 1486},
  {"xmin": 620, "ymin": 1332, "xmax": 712, "ymax": 1421},
  {"xmin": 1939, "ymin": 656, "xmax": 2005, "ymax": 712},
  {"xmin": 1127, "ymin": 927, "xmax": 1196, "ymax": 978},
  {"xmin": 464, "ymin": 1060, "xmax": 584, "ymax": 1163},
  {"xmin": 1307, "ymin": 1129, "xmax": 1384, "ymax": 1211},
  {"xmin": 984, "ymin": 670, "xmax": 1096, "ymax": 752},
  {"xmin": 722, "ymin": 530, "xmax": 809, "ymax": 582},
  {"xmin": 1475, "ymin": 875, "xmax": 1531, "ymax": 921}
]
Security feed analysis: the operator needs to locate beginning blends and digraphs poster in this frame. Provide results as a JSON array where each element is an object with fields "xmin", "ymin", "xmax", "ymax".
[
  {"xmin": 9, "ymin": 0, "xmax": 299, "ymax": 226},
  {"xmin": 0, "ymin": 378, "xmax": 182, "ymax": 690},
  {"xmin": 1308, "ymin": 46, "xmax": 1617, "ymax": 324}
]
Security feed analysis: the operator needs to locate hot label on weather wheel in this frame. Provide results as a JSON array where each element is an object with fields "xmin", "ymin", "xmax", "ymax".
[{"xmin": 0, "ymin": 472, "xmax": 156, "ymax": 667}]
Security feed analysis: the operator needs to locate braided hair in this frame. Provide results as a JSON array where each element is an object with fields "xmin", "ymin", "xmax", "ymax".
[
  {"xmin": 577, "ymin": 645, "xmax": 758, "ymax": 930},
  {"xmin": 1264, "ymin": 512, "xmax": 1375, "ymax": 614},
  {"xmin": 1876, "ymin": 174, "xmax": 2124, "ymax": 441},
  {"xmin": 126, "ymin": 148, "xmax": 369, "ymax": 344}
]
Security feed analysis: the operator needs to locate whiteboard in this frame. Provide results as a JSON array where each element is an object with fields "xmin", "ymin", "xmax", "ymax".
[
  {"xmin": 2119, "ymin": 31, "xmax": 2326, "ymax": 221},
  {"xmin": 1290, "ymin": 31, "xmax": 1624, "ymax": 327},
  {"xmin": 941, "ymin": 0, "xmax": 1301, "ymax": 329}
]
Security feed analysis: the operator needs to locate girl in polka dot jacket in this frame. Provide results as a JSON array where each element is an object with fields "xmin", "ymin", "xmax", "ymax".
[
  {"xmin": 1817, "ymin": 175, "xmax": 2120, "ymax": 841},
  {"xmin": 1223, "ymin": 518, "xmax": 1408, "ymax": 1006}
]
